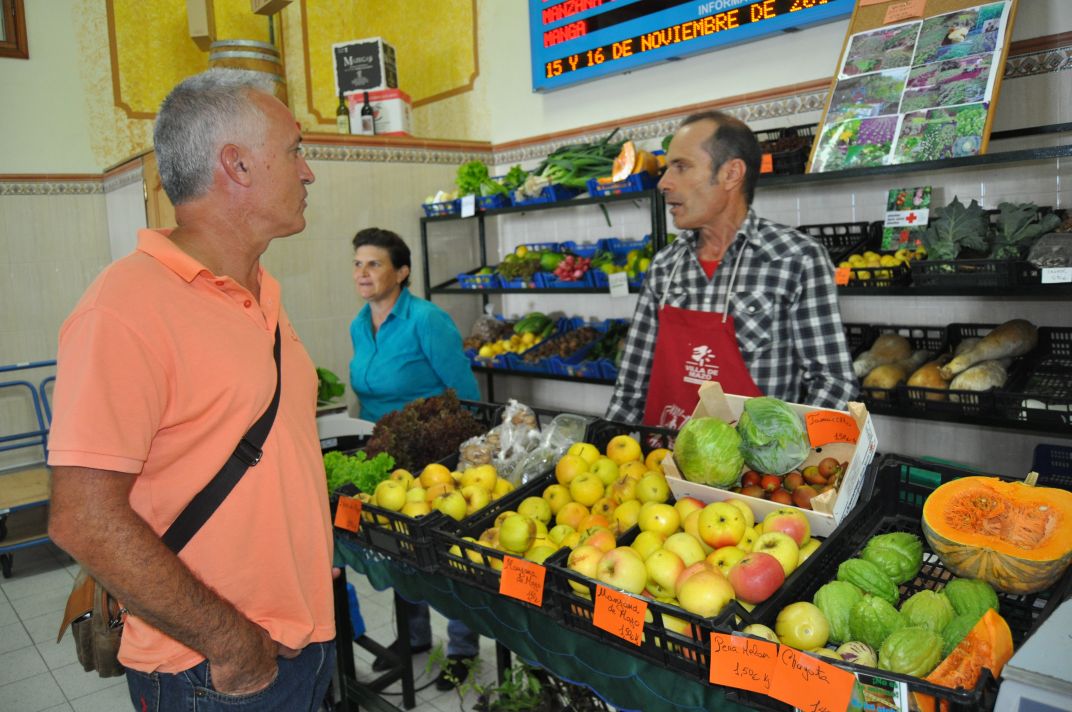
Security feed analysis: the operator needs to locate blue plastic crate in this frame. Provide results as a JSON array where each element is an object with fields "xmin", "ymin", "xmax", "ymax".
[
  {"xmin": 497, "ymin": 275, "xmax": 535, "ymax": 289},
  {"xmin": 560, "ymin": 240, "xmax": 603, "ymax": 258},
  {"xmin": 628, "ymin": 272, "xmax": 647, "ymax": 290},
  {"xmin": 456, "ymin": 270, "xmax": 498, "ymax": 290},
  {"xmin": 476, "ymin": 193, "xmax": 511, "ymax": 211},
  {"xmin": 604, "ymin": 235, "xmax": 652, "ymax": 260},
  {"xmin": 586, "ymin": 172, "xmax": 659, "ymax": 197},
  {"xmin": 422, "ymin": 199, "xmax": 459, "ymax": 217},
  {"xmin": 503, "ymin": 352, "xmax": 551, "ymax": 374},
  {"xmin": 513, "ymin": 184, "xmax": 581, "ymax": 206},
  {"xmin": 590, "ymin": 268, "xmax": 646, "ymax": 290},
  {"xmin": 534, "ymin": 271, "xmax": 594, "ymax": 288},
  {"xmin": 598, "ymin": 359, "xmax": 619, "ymax": 381},
  {"xmin": 520, "ymin": 242, "xmax": 560, "ymax": 253}
]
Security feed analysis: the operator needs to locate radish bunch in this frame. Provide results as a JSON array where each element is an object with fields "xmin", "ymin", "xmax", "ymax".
[{"xmin": 553, "ymin": 255, "xmax": 591, "ymax": 281}]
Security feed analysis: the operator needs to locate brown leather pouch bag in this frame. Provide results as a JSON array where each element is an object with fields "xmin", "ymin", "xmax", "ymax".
[{"xmin": 57, "ymin": 569, "xmax": 126, "ymax": 678}]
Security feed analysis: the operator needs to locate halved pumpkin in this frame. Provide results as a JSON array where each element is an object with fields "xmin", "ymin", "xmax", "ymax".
[
  {"xmin": 913, "ymin": 608, "xmax": 1013, "ymax": 712},
  {"xmin": 922, "ymin": 476, "xmax": 1072, "ymax": 594},
  {"xmin": 610, "ymin": 141, "xmax": 637, "ymax": 182}
]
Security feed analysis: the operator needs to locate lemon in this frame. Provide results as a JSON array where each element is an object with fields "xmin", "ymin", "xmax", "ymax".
[
  {"xmin": 863, "ymin": 251, "xmax": 880, "ymax": 260},
  {"xmin": 515, "ymin": 245, "xmax": 529, "ymax": 258},
  {"xmin": 521, "ymin": 332, "xmax": 535, "ymax": 345},
  {"xmin": 857, "ymin": 270, "xmax": 872, "ymax": 281},
  {"xmin": 848, "ymin": 254, "xmax": 865, "ymax": 267},
  {"xmin": 838, "ymin": 261, "xmax": 853, "ymax": 269},
  {"xmin": 865, "ymin": 258, "xmax": 881, "ymax": 268},
  {"xmin": 478, "ymin": 344, "xmax": 494, "ymax": 358},
  {"xmin": 879, "ymin": 255, "xmax": 899, "ymax": 267}
]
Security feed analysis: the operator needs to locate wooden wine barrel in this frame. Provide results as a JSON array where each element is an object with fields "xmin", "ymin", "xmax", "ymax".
[{"xmin": 208, "ymin": 39, "xmax": 287, "ymax": 105}]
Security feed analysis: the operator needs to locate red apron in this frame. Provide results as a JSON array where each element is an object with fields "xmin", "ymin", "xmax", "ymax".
[{"xmin": 642, "ymin": 303, "xmax": 763, "ymax": 428}]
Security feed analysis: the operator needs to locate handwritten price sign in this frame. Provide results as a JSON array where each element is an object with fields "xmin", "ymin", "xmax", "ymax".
[
  {"xmin": 499, "ymin": 556, "xmax": 545, "ymax": 607},
  {"xmin": 334, "ymin": 496, "xmax": 362, "ymax": 532},
  {"xmin": 805, "ymin": 410, "xmax": 860, "ymax": 447},
  {"xmin": 769, "ymin": 647, "xmax": 854, "ymax": 712},
  {"xmin": 709, "ymin": 632, "xmax": 777, "ymax": 694},
  {"xmin": 593, "ymin": 585, "xmax": 647, "ymax": 646},
  {"xmin": 834, "ymin": 267, "xmax": 851, "ymax": 286}
]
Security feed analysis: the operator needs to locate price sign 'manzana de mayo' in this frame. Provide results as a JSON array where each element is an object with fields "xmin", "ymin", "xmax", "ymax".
[{"xmin": 530, "ymin": 0, "xmax": 855, "ymax": 91}]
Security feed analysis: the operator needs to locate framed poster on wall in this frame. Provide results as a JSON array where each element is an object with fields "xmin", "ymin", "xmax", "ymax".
[{"xmin": 808, "ymin": 0, "xmax": 1018, "ymax": 173}]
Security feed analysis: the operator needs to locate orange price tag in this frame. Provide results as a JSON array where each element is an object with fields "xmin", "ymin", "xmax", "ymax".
[
  {"xmin": 805, "ymin": 410, "xmax": 860, "ymax": 447},
  {"xmin": 334, "ymin": 496, "xmax": 362, "ymax": 532},
  {"xmin": 769, "ymin": 648, "xmax": 855, "ymax": 712},
  {"xmin": 760, "ymin": 153, "xmax": 774, "ymax": 174},
  {"xmin": 499, "ymin": 556, "xmax": 546, "ymax": 607},
  {"xmin": 884, "ymin": 0, "xmax": 926, "ymax": 23},
  {"xmin": 593, "ymin": 585, "xmax": 647, "ymax": 646},
  {"xmin": 834, "ymin": 267, "xmax": 851, "ymax": 286},
  {"xmin": 709, "ymin": 632, "xmax": 777, "ymax": 695}
]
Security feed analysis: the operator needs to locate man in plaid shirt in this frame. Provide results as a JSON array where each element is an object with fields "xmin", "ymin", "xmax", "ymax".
[{"xmin": 606, "ymin": 111, "xmax": 857, "ymax": 426}]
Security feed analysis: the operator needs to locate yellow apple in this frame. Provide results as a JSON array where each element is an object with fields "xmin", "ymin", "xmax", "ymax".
[
  {"xmin": 461, "ymin": 465, "xmax": 498, "ymax": 492},
  {"xmin": 619, "ymin": 461, "xmax": 648, "ymax": 481},
  {"xmin": 518, "ymin": 495, "xmax": 553, "ymax": 525},
  {"xmin": 637, "ymin": 502, "xmax": 681, "ymax": 537},
  {"xmin": 630, "ymin": 530, "xmax": 667, "ymax": 561},
  {"xmin": 460, "ymin": 485, "xmax": 491, "ymax": 515},
  {"xmin": 499, "ymin": 514, "xmax": 537, "ymax": 554},
  {"xmin": 589, "ymin": 456, "xmax": 620, "ymax": 486},
  {"xmin": 683, "ymin": 510, "xmax": 714, "ymax": 555},
  {"xmin": 548, "ymin": 524, "xmax": 575, "ymax": 546},
  {"xmin": 492, "ymin": 477, "xmax": 515, "ymax": 499},
  {"xmin": 590, "ymin": 496, "xmax": 618, "ymax": 519},
  {"xmin": 555, "ymin": 454, "xmax": 589, "ymax": 485},
  {"xmin": 724, "ymin": 498, "xmax": 756, "ymax": 530},
  {"xmin": 581, "ymin": 526, "xmax": 616, "ymax": 553},
  {"xmin": 752, "ymin": 532, "xmax": 800, "ymax": 577},
  {"xmin": 389, "ymin": 468, "xmax": 414, "ymax": 488},
  {"xmin": 555, "ymin": 501, "xmax": 589, "ymax": 530},
  {"xmin": 612, "ymin": 499, "xmax": 642, "ymax": 533},
  {"xmin": 567, "ymin": 544, "xmax": 603, "ymax": 593},
  {"xmin": 569, "ymin": 472, "xmax": 605, "ymax": 507},
  {"xmin": 644, "ymin": 448, "xmax": 671, "ymax": 473},
  {"xmin": 424, "ymin": 481, "xmax": 454, "ymax": 503},
  {"xmin": 674, "ymin": 496, "xmax": 705, "ymax": 523},
  {"xmin": 609, "ymin": 475, "xmax": 639, "ymax": 502},
  {"xmin": 644, "ymin": 548, "xmax": 685, "ymax": 598},
  {"xmin": 374, "ymin": 480, "xmax": 407, "ymax": 512},
  {"xmin": 542, "ymin": 484, "xmax": 573, "ymax": 514},
  {"xmin": 797, "ymin": 538, "xmax": 821, "ymax": 564},
  {"xmin": 636, "ymin": 473, "xmax": 671, "ymax": 504},
  {"xmin": 567, "ymin": 442, "xmax": 601, "ymax": 465},
  {"xmin": 525, "ymin": 545, "xmax": 557, "ymax": 565},
  {"xmin": 434, "ymin": 491, "xmax": 467, "ymax": 521},
  {"xmin": 401, "ymin": 500, "xmax": 431, "ymax": 518},
  {"xmin": 738, "ymin": 526, "xmax": 760, "ymax": 553},
  {"xmin": 677, "ymin": 568, "xmax": 735, "ymax": 617},
  {"xmin": 494, "ymin": 510, "xmax": 518, "ymax": 529},
  {"xmin": 405, "ymin": 486, "xmax": 427, "ymax": 503},
  {"xmin": 606, "ymin": 434, "xmax": 643, "ymax": 465},
  {"xmin": 762, "ymin": 508, "xmax": 811, "ymax": 548},
  {"xmin": 706, "ymin": 545, "xmax": 746, "ymax": 576},
  {"xmin": 697, "ymin": 502, "xmax": 746, "ymax": 549},
  {"xmin": 595, "ymin": 546, "xmax": 647, "ymax": 594},
  {"xmin": 419, "ymin": 463, "xmax": 454, "ymax": 488},
  {"xmin": 663, "ymin": 531, "xmax": 706, "ymax": 567}
]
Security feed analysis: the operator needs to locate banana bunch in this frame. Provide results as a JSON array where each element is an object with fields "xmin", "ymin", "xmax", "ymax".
[{"xmin": 513, "ymin": 312, "xmax": 555, "ymax": 339}]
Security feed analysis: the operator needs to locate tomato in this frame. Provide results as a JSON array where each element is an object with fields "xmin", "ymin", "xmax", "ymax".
[{"xmin": 775, "ymin": 602, "xmax": 830, "ymax": 650}]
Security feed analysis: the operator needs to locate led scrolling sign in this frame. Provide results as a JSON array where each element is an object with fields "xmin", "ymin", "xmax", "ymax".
[{"xmin": 530, "ymin": 0, "xmax": 855, "ymax": 91}]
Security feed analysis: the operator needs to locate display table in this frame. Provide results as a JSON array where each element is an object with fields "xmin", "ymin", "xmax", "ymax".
[{"xmin": 335, "ymin": 535, "xmax": 753, "ymax": 712}]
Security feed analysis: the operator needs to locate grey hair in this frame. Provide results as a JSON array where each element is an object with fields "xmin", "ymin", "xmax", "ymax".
[{"xmin": 153, "ymin": 69, "xmax": 276, "ymax": 205}]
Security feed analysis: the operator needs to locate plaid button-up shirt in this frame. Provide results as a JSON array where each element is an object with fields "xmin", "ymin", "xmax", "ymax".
[{"xmin": 606, "ymin": 209, "xmax": 857, "ymax": 424}]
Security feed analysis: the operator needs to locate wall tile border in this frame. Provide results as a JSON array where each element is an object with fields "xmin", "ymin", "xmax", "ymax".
[{"xmin": 3, "ymin": 37, "xmax": 1070, "ymax": 194}]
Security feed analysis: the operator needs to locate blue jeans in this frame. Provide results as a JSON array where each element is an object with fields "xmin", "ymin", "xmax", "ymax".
[
  {"xmin": 125, "ymin": 641, "xmax": 335, "ymax": 712},
  {"xmin": 410, "ymin": 601, "xmax": 479, "ymax": 657}
]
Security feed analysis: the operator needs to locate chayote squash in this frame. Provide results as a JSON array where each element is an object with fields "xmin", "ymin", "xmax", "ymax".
[
  {"xmin": 838, "ymin": 558, "xmax": 899, "ymax": 605},
  {"xmin": 879, "ymin": 626, "xmax": 944, "ymax": 677},
  {"xmin": 941, "ymin": 612, "xmax": 984, "ymax": 656},
  {"xmin": 862, "ymin": 532, "xmax": 924, "ymax": 585},
  {"xmin": 899, "ymin": 590, "xmax": 955, "ymax": 634},
  {"xmin": 943, "ymin": 578, "xmax": 999, "ymax": 619},
  {"xmin": 849, "ymin": 595, "xmax": 904, "ymax": 651},
  {"xmin": 813, "ymin": 581, "xmax": 864, "ymax": 646}
]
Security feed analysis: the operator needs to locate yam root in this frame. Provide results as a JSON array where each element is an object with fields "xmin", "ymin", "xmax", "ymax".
[
  {"xmin": 941, "ymin": 320, "xmax": 1037, "ymax": 379},
  {"xmin": 949, "ymin": 361, "xmax": 1008, "ymax": 401},
  {"xmin": 853, "ymin": 333, "xmax": 912, "ymax": 379}
]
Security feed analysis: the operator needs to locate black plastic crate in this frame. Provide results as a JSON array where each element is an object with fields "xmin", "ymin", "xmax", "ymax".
[
  {"xmin": 1032, "ymin": 443, "xmax": 1072, "ymax": 490},
  {"xmin": 843, "ymin": 323, "xmax": 874, "ymax": 358},
  {"xmin": 910, "ymin": 258, "xmax": 1039, "ymax": 289},
  {"xmin": 856, "ymin": 324, "xmax": 948, "ymax": 411},
  {"xmin": 584, "ymin": 418, "xmax": 678, "ymax": 454},
  {"xmin": 433, "ymin": 471, "xmax": 558, "ymax": 607},
  {"xmin": 799, "ymin": 222, "xmax": 874, "ymax": 265},
  {"xmin": 755, "ymin": 124, "xmax": 816, "ymax": 176},
  {"xmin": 901, "ymin": 323, "xmax": 1006, "ymax": 418},
  {"xmin": 993, "ymin": 327, "xmax": 1072, "ymax": 431},
  {"xmin": 737, "ymin": 453, "xmax": 1072, "ymax": 712},
  {"xmin": 328, "ymin": 400, "xmax": 503, "ymax": 571},
  {"xmin": 544, "ymin": 526, "xmax": 714, "ymax": 680}
]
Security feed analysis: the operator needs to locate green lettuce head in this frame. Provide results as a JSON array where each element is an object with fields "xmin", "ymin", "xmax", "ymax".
[
  {"xmin": 736, "ymin": 397, "xmax": 810, "ymax": 475},
  {"xmin": 673, "ymin": 416, "xmax": 744, "ymax": 488}
]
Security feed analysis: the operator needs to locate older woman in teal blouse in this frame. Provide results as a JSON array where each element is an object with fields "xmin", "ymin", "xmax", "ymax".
[
  {"xmin": 348, "ymin": 227, "xmax": 480, "ymax": 422},
  {"xmin": 347, "ymin": 227, "xmax": 480, "ymax": 689}
]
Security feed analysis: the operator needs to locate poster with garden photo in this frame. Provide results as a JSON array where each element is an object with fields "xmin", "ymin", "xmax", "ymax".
[{"xmin": 810, "ymin": 1, "xmax": 1012, "ymax": 173}]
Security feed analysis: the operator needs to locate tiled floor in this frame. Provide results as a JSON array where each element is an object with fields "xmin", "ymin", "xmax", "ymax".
[{"xmin": 0, "ymin": 543, "xmax": 498, "ymax": 711}]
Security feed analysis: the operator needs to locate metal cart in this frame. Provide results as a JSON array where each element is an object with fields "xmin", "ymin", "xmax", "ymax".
[{"xmin": 0, "ymin": 360, "xmax": 55, "ymax": 577}]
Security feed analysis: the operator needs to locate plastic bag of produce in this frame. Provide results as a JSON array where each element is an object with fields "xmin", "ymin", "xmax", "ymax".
[{"xmin": 507, "ymin": 412, "xmax": 591, "ymax": 485}]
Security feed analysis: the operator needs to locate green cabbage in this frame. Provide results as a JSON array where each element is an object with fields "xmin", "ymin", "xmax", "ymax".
[
  {"xmin": 736, "ymin": 397, "xmax": 811, "ymax": 475},
  {"xmin": 673, "ymin": 416, "xmax": 744, "ymax": 488}
]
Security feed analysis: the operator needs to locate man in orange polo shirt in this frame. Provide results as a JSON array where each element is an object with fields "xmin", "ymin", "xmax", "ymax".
[{"xmin": 47, "ymin": 69, "xmax": 334, "ymax": 711}]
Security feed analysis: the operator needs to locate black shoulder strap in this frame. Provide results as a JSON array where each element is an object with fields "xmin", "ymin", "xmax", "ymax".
[{"xmin": 161, "ymin": 324, "xmax": 282, "ymax": 554}]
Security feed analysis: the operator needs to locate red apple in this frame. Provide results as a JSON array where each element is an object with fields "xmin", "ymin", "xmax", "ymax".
[
  {"xmin": 762, "ymin": 507, "xmax": 811, "ymax": 547},
  {"xmin": 727, "ymin": 551, "xmax": 786, "ymax": 604},
  {"xmin": 769, "ymin": 488, "xmax": 793, "ymax": 505},
  {"xmin": 759, "ymin": 474, "xmax": 783, "ymax": 493},
  {"xmin": 783, "ymin": 471, "xmax": 804, "ymax": 492},
  {"xmin": 791, "ymin": 485, "xmax": 818, "ymax": 510},
  {"xmin": 741, "ymin": 470, "xmax": 762, "ymax": 488},
  {"xmin": 740, "ymin": 484, "xmax": 766, "ymax": 499}
]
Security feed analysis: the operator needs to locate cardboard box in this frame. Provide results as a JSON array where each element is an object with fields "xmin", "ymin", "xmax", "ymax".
[
  {"xmin": 347, "ymin": 89, "xmax": 412, "ymax": 137},
  {"xmin": 662, "ymin": 382, "xmax": 877, "ymax": 537},
  {"xmin": 333, "ymin": 37, "xmax": 398, "ymax": 94}
]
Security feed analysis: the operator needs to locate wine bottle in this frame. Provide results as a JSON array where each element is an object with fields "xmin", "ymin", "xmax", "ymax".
[
  {"xmin": 360, "ymin": 91, "xmax": 376, "ymax": 136},
  {"xmin": 335, "ymin": 91, "xmax": 350, "ymax": 134}
]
